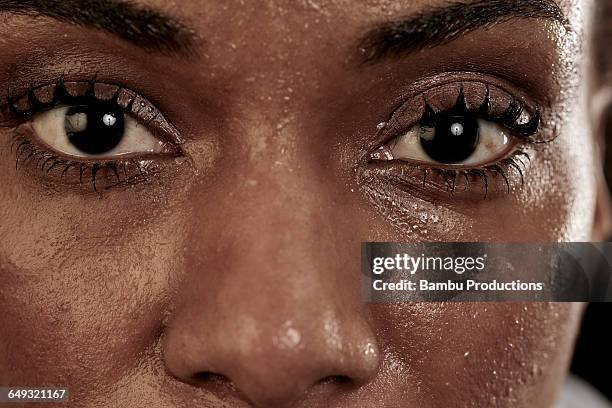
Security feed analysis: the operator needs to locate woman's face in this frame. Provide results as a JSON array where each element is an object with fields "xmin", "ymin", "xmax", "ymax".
[{"xmin": 0, "ymin": 0, "xmax": 606, "ymax": 407}]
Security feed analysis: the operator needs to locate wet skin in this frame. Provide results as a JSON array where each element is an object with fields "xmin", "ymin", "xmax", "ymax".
[{"xmin": 0, "ymin": 0, "xmax": 610, "ymax": 407}]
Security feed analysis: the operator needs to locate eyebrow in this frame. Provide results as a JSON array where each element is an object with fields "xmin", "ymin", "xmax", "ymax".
[
  {"xmin": 0, "ymin": 0, "xmax": 194, "ymax": 55},
  {"xmin": 358, "ymin": 0, "xmax": 568, "ymax": 64}
]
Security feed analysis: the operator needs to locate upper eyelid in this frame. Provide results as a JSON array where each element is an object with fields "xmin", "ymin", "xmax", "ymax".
[
  {"xmin": 2, "ymin": 78, "xmax": 183, "ymax": 145},
  {"xmin": 375, "ymin": 80, "xmax": 540, "ymax": 146}
]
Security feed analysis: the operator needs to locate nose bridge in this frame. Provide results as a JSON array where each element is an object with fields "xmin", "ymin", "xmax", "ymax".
[
  {"xmin": 162, "ymin": 124, "xmax": 380, "ymax": 405},
  {"xmin": 191, "ymin": 112, "xmax": 339, "ymax": 287},
  {"xmin": 209, "ymin": 167, "xmax": 331, "ymax": 287},
  {"xmin": 178, "ymin": 150, "xmax": 362, "ymax": 338}
]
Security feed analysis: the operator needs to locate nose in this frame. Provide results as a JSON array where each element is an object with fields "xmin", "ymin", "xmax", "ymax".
[
  {"xmin": 162, "ymin": 164, "xmax": 380, "ymax": 407},
  {"xmin": 164, "ymin": 305, "xmax": 378, "ymax": 407}
]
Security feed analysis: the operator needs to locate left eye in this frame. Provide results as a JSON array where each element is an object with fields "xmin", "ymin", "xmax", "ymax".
[
  {"xmin": 378, "ymin": 110, "xmax": 512, "ymax": 166},
  {"xmin": 32, "ymin": 101, "xmax": 168, "ymax": 158},
  {"xmin": 370, "ymin": 88, "xmax": 539, "ymax": 167}
]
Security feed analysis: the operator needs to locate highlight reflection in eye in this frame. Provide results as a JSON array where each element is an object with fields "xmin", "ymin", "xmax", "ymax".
[{"xmin": 32, "ymin": 102, "xmax": 169, "ymax": 159}]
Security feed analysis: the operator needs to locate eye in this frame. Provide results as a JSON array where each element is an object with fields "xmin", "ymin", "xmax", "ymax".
[
  {"xmin": 371, "ymin": 88, "xmax": 538, "ymax": 168},
  {"xmin": 385, "ymin": 110, "xmax": 511, "ymax": 166},
  {"xmin": 4, "ymin": 78, "xmax": 182, "ymax": 192},
  {"xmin": 32, "ymin": 101, "xmax": 168, "ymax": 159}
]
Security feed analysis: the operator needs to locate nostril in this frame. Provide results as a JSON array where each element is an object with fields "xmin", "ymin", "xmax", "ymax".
[
  {"xmin": 298, "ymin": 375, "xmax": 356, "ymax": 402},
  {"xmin": 188, "ymin": 372, "xmax": 251, "ymax": 403},
  {"xmin": 191, "ymin": 371, "xmax": 232, "ymax": 387},
  {"xmin": 316, "ymin": 375, "xmax": 353, "ymax": 387}
]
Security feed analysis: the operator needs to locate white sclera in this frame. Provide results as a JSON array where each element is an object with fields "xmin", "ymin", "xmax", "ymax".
[
  {"xmin": 32, "ymin": 106, "xmax": 165, "ymax": 158},
  {"xmin": 387, "ymin": 119, "xmax": 511, "ymax": 166}
]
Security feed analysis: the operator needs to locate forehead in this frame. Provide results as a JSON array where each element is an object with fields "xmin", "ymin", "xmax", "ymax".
[
  {"xmin": 126, "ymin": 0, "xmax": 587, "ymax": 69},
  {"xmin": 140, "ymin": 0, "xmax": 583, "ymax": 25}
]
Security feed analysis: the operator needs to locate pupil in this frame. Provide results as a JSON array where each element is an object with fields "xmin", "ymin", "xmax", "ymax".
[
  {"xmin": 65, "ymin": 103, "xmax": 125, "ymax": 155},
  {"xmin": 420, "ymin": 113, "xmax": 479, "ymax": 164}
]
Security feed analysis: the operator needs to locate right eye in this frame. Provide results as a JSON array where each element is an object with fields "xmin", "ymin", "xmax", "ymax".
[{"xmin": 32, "ymin": 101, "xmax": 170, "ymax": 159}]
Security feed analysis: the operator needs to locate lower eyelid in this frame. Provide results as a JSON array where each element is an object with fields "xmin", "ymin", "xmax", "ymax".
[
  {"xmin": 362, "ymin": 147, "xmax": 533, "ymax": 201},
  {"xmin": 6, "ymin": 125, "xmax": 176, "ymax": 194}
]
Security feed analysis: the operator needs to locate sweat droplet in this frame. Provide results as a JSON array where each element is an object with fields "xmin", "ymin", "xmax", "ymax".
[
  {"xmin": 370, "ymin": 146, "xmax": 394, "ymax": 161},
  {"xmin": 364, "ymin": 342, "xmax": 376, "ymax": 356}
]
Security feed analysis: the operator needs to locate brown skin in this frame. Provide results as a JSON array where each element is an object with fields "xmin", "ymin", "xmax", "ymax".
[{"xmin": 0, "ymin": 0, "xmax": 610, "ymax": 407}]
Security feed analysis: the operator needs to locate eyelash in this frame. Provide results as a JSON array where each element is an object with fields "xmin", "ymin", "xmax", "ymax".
[
  {"xmin": 452, "ymin": 87, "xmax": 542, "ymax": 140},
  {"xmin": 418, "ymin": 151, "xmax": 530, "ymax": 197},
  {"xmin": 1, "ymin": 76, "xmax": 178, "ymax": 192},
  {"xmin": 9, "ymin": 135, "xmax": 156, "ymax": 192},
  {"xmin": 368, "ymin": 84, "xmax": 550, "ymax": 199}
]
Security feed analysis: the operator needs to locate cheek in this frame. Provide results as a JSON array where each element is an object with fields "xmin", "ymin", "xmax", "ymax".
[
  {"xmin": 370, "ymin": 302, "xmax": 582, "ymax": 407},
  {"xmin": 549, "ymin": 109, "xmax": 598, "ymax": 241},
  {"xmin": 357, "ymin": 107, "xmax": 597, "ymax": 242},
  {"xmin": 513, "ymin": 102, "xmax": 597, "ymax": 242},
  {"xmin": 0, "ymin": 183, "xmax": 187, "ymax": 393}
]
